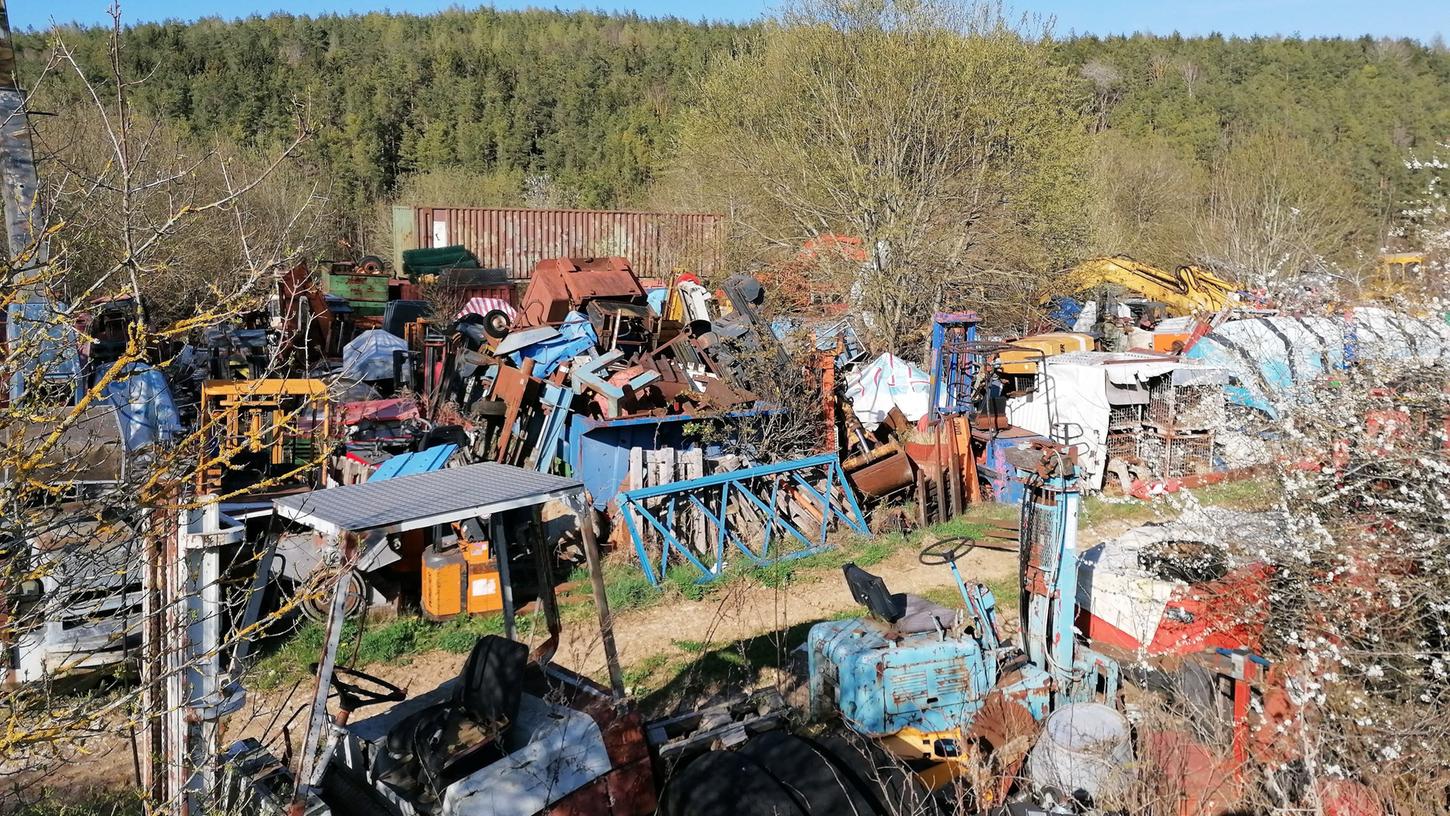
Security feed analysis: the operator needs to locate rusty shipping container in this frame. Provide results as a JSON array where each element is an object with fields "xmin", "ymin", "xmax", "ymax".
[{"xmin": 392, "ymin": 206, "xmax": 724, "ymax": 282}]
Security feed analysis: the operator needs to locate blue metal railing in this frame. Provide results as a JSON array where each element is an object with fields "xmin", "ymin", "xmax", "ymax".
[{"xmin": 619, "ymin": 452, "xmax": 869, "ymax": 586}]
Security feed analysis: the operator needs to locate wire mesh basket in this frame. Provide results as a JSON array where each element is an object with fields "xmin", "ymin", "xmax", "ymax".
[
  {"xmin": 1139, "ymin": 429, "xmax": 1215, "ymax": 478},
  {"xmin": 1105, "ymin": 430, "xmax": 1142, "ymax": 461},
  {"xmin": 1147, "ymin": 380, "xmax": 1225, "ymax": 431},
  {"xmin": 1108, "ymin": 403, "xmax": 1144, "ymax": 431}
]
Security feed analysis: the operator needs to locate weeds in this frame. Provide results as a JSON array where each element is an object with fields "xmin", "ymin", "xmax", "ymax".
[
  {"xmin": 621, "ymin": 653, "xmax": 674, "ymax": 693},
  {"xmin": 10, "ymin": 791, "xmax": 144, "ymax": 816},
  {"xmin": 248, "ymin": 610, "xmax": 514, "ymax": 691}
]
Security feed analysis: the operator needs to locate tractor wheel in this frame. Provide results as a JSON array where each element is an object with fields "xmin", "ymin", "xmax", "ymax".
[
  {"xmin": 658, "ymin": 749, "xmax": 808, "ymax": 816},
  {"xmin": 357, "ymin": 255, "xmax": 386, "ymax": 274},
  {"xmin": 297, "ymin": 570, "xmax": 369, "ymax": 623},
  {"xmin": 739, "ymin": 731, "xmax": 884, "ymax": 815},
  {"xmin": 810, "ymin": 731, "xmax": 944, "ymax": 816}
]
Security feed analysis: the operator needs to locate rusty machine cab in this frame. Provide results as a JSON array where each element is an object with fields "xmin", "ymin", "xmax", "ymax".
[{"xmin": 224, "ymin": 462, "xmax": 646, "ymax": 816}]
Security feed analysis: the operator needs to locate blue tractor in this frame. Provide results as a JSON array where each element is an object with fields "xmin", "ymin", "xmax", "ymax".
[{"xmin": 806, "ymin": 440, "xmax": 1121, "ymax": 802}]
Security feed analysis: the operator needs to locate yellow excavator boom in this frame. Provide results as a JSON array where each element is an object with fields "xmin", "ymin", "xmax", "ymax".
[{"xmin": 1062, "ymin": 256, "xmax": 1238, "ymax": 316}]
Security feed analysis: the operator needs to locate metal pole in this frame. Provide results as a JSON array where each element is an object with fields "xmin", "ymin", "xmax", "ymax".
[
  {"xmin": 177, "ymin": 497, "xmax": 245, "ymax": 815},
  {"xmin": 574, "ymin": 493, "xmax": 625, "ymax": 700},
  {"xmin": 528, "ymin": 510, "xmax": 562, "ymax": 665},
  {"xmin": 292, "ymin": 533, "xmax": 357, "ymax": 814},
  {"xmin": 139, "ymin": 501, "xmax": 170, "ymax": 805},
  {"xmin": 492, "ymin": 514, "xmax": 517, "ymax": 642}
]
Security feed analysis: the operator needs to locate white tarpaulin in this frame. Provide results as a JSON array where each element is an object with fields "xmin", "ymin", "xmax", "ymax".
[
  {"xmin": 844, "ymin": 353, "xmax": 931, "ymax": 428},
  {"xmin": 1352, "ymin": 306, "xmax": 1450, "ymax": 365},
  {"xmin": 1006, "ymin": 351, "xmax": 1227, "ymax": 489},
  {"xmin": 341, "ymin": 329, "xmax": 409, "ymax": 382},
  {"xmin": 1185, "ymin": 308, "xmax": 1450, "ymax": 418}
]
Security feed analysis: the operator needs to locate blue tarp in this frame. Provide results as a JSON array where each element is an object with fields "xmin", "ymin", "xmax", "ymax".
[
  {"xmin": 101, "ymin": 363, "xmax": 183, "ymax": 451},
  {"xmin": 1046, "ymin": 296, "xmax": 1083, "ymax": 331},
  {"xmin": 510, "ymin": 311, "xmax": 598, "ymax": 377},
  {"xmin": 369, "ymin": 444, "xmax": 458, "ymax": 481},
  {"xmin": 342, "ymin": 329, "xmax": 409, "ymax": 382}
]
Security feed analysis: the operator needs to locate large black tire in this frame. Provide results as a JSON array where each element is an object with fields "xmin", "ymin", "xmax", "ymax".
[
  {"xmin": 810, "ymin": 732, "xmax": 944, "ymax": 816},
  {"xmin": 659, "ymin": 749, "xmax": 809, "ymax": 816},
  {"xmin": 739, "ymin": 731, "xmax": 883, "ymax": 815},
  {"xmin": 482, "ymin": 308, "xmax": 512, "ymax": 339}
]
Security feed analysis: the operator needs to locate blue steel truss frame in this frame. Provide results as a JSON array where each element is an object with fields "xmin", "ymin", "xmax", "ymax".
[{"xmin": 619, "ymin": 453, "xmax": 870, "ymax": 586}]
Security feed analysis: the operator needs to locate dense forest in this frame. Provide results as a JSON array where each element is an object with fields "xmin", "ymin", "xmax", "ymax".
[
  {"xmin": 13, "ymin": 9, "xmax": 1450, "ymax": 272},
  {"xmin": 16, "ymin": 11, "xmax": 750, "ymax": 215}
]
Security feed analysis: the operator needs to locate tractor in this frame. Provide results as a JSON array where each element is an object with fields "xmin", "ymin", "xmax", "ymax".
[{"xmin": 804, "ymin": 440, "xmax": 1122, "ymax": 806}]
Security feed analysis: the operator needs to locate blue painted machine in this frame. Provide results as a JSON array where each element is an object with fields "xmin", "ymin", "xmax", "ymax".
[{"xmin": 807, "ymin": 441, "xmax": 1119, "ymax": 790}]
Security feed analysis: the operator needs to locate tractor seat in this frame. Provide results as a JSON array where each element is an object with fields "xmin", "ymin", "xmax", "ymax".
[
  {"xmin": 842, "ymin": 563, "xmax": 961, "ymax": 634},
  {"xmin": 379, "ymin": 635, "xmax": 529, "ymax": 799}
]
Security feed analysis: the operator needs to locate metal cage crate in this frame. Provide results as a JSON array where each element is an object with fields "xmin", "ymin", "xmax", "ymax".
[
  {"xmin": 1139, "ymin": 429, "xmax": 1215, "ymax": 478},
  {"xmin": 1108, "ymin": 403, "xmax": 1144, "ymax": 431},
  {"xmin": 1147, "ymin": 380, "xmax": 1225, "ymax": 431}
]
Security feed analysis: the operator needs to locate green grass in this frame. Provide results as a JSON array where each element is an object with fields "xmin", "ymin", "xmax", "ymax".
[
  {"xmin": 10, "ymin": 792, "xmax": 143, "ymax": 816},
  {"xmin": 920, "ymin": 573, "xmax": 1021, "ymax": 621},
  {"xmin": 1080, "ymin": 494, "xmax": 1161, "ymax": 527},
  {"xmin": 621, "ymin": 653, "xmax": 675, "ymax": 693},
  {"xmin": 1191, "ymin": 476, "xmax": 1280, "ymax": 510},
  {"xmin": 249, "ymin": 611, "xmax": 513, "ymax": 691}
]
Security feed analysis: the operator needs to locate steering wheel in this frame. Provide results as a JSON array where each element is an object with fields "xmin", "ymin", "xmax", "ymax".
[
  {"xmin": 918, "ymin": 537, "xmax": 978, "ymax": 566},
  {"xmin": 311, "ymin": 663, "xmax": 407, "ymax": 712}
]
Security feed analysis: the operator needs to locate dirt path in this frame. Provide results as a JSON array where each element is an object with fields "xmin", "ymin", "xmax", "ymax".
[
  {"xmin": 341, "ymin": 515, "xmax": 1148, "ymax": 694},
  {"xmin": 228, "ymin": 514, "xmax": 1151, "ymax": 739},
  {"xmin": 17, "ymin": 516, "xmax": 1150, "ymax": 803}
]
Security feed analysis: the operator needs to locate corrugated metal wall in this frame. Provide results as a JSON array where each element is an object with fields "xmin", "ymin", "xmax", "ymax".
[{"xmin": 393, "ymin": 206, "xmax": 725, "ymax": 282}]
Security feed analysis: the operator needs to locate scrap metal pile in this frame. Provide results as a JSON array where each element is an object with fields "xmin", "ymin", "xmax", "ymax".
[
  {"xmin": 301, "ymin": 250, "xmax": 878, "ymax": 593},
  {"xmin": 299, "ymin": 248, "xmax": 1450, "ymax": 592}
]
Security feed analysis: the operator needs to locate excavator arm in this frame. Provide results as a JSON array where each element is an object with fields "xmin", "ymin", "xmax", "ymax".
[{"xmin": 1062, "ymin": 256, "xmax": 1238, "ymax": 316}]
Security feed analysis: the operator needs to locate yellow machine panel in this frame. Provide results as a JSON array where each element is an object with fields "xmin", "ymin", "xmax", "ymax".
[
  {"xmin": 422, "ymin": 539, "xmax": 504, "ymax": 619},
  {"xmin": 999, "ymin": 333, "xmax": 1093, "ymax": 375}
]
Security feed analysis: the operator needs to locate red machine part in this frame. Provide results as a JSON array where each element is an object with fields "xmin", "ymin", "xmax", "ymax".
[
  {"xmin": 1137, "ymin": 729, "xmax": 1243, "ymax": 815},
  {"xmin": 546, "ymin": 698, "xmax": 657, "ymax": 816},
  {"xmin": 516, "ymin": 256, "xmax": 646, "ymax": 328},
  {"xmin": 1078, "ymin": 561, "xmax": 1272, "ymax": 658}
]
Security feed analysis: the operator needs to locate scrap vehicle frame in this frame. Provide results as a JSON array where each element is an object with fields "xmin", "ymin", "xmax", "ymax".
[{"xmin": 227, "ymin": 461, "xmax": 784, "ymax": 816}]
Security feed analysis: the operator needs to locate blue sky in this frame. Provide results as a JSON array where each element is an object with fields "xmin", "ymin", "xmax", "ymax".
[{"xmin": 12, "ymin": 0, "xmax": 1449, "ymax": 39}]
